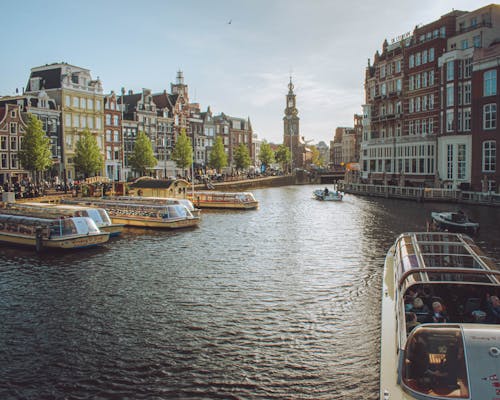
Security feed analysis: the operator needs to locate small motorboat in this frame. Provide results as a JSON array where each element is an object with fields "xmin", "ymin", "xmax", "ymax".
[
  {"xmin": 431, "ymin": 211, "xmax": 479, "ymax": 235},
  {"xmin": 313, "ymin": 188, "xmax": 343, "ymax": 202}
]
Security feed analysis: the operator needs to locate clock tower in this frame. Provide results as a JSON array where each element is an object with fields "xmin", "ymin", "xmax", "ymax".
[{"xmin": 283, "ymin": 77, "xmax": 301, "ymax": 169}]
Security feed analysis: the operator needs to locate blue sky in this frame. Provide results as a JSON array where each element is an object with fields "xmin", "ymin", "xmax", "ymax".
[{"xmin": 0, "ymin": 0, "xmax": 491, "ymax": 144}]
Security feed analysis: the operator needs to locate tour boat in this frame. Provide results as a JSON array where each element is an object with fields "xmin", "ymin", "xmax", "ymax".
[
  {"xmin": 187, "ymin": 191, "xmax": 259, "ymax": 209},
  {"xmin": 4, "ymin": 202, "xmax": 124, "ymax": 237},
  {"xmin": 62, "ymin": 199, "xmax": 200, "ymax": 229},
  {"xmin": 380, "ymin": 232, "xmax": 500, "ymax": 400},
  {"xmin": 104, "ymin": 195, "xmax": 201, "ymax": 217},
  {"xmin": 0, "ymin": 213, "xmax": 110, "ymax": 250},
  {"xmin": 431, "ymin": 211, "xmax": 479, "ymax": 235},
  {"xmin": 313, "ymin": 188, "xmax": 343, "ymax": 201}
]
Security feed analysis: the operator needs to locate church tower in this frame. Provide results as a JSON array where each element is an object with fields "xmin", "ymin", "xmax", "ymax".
[{"xmin": 283, "ymin": 77, "xmax": 301, "ymax": 169}]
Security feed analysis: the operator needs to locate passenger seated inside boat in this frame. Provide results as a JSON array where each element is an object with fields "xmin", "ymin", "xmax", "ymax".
[
  {"xmin": 403, "ymin": 326, "xmax": 469, "ymax": 398},
  {"xmin": 403, "ymin": 283, "xmax": 500, "ymax": 334},
  {"xmin": 406, "ymin": 312, "xmax": 420, "ymax": 334}
]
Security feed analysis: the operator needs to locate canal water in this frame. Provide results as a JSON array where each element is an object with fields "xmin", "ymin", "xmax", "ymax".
[{"xmin": 1, "ymin": 185, "xmax": 500, "ymax": 399}]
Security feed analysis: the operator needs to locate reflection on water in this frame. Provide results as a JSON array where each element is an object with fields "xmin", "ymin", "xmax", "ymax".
[{"xmin": 1, "ymin": 185, "xmax": 499, "ymax": 399}]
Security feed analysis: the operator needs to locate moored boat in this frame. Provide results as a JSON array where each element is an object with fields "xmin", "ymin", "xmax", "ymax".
[
  {"xmin": 431, "ymin": 211, "xmax": 479, "ymax": 235},
  {"xmin": 0, "ymin": 213, "xmax": 109, "ymax": 250},
  {"xmin": 380, "ymin": 232, "xmax": 500, "ymax": 400},
  {"xmin": 3, "ymin": 202, "xmax": 124, "ymax": 237},
  {"xmin": 104, "ymin": 195, "xmax": 201, "ymax": 217},
  {"xmin": 62, "ymin": 199, "xmax": 200, "ymax": 229},
  {"xmin": 313, "ymin": 188, "xmax": 343, "ymax": 201},
  {"xmin": 188, "ymin": 191, "xmax": 258, "ymax": 209}
]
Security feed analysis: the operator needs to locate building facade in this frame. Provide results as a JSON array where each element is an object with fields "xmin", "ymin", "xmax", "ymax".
[
  {"xmin": 104, "ymin": 91, "xmax": 123, "ymax": 181},
  {"xmin": 0, "ymin": 104, "xmax": 28, "ymax": 185}
]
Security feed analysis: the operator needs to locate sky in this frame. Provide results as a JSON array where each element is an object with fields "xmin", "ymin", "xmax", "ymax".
[{"xmin": 0, "ymin": 0, "xmax": 492, "ymax": 145}]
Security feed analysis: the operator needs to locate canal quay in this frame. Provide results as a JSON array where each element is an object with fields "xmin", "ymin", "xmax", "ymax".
[{"xmin": 1, "ymin": 185, "xmax": 500, "ymax": 399}]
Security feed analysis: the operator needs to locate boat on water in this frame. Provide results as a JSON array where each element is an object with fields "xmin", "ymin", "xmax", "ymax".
[
  {"xmin": 188, "ymin": 191, "xmax": 259, "ymax": 209},
  {"xmin": 313, "ymin": 188, "xmax": 343, "ymax": 201},
  {"xmin": 380, "ymin": 232, "xmax": 500, "ymax": 400},
  {"xmin": 0, "ymin": 213, "xmax": 109, "ymax": 250},
  {"xmin": 3, "ymin": 202, "xmax": 124, "ymax": 237},
  {"xmin": 104, "ymin": 195, "xmax": 201, "ymax": 217},
  {"xmin": 62, "ymin": 199, "xmax": 200, "ymax": 229},
  {"xmin": 431, "ymin": 211, "xmax": 479, "ymax": 235}
]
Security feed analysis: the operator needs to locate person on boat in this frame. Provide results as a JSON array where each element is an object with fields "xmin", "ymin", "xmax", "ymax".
[
  {"xmin": 425, "ymin": 344, "xmax": 460, "ymax": 390},
  {"xmin": 406, "ymin": 312, "xmax": 420, "ymax": 334},
  {"xmin": 486, "ymin": 295, "xmax": 500, "ymax": 323},
  {"xmin": 411, "ymin": 297, "xmax": 430, "ymax": 315},
  {"xmin": 432, "ymin": 301, "xmax": 449, "ymax": 323},
  {"xmin": 324, "ymin": 187, "xmax": 329, "ymax": 196}
]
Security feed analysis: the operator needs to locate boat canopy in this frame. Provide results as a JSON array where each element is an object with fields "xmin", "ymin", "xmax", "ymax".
[
  {"xmin": 395, "ymin": 233, "xmax": 500, "ymax": 291},
  {"xmin": 192, "ymin": 191, "xmax": 256, "ymax": 203},
  {"xmin": 74, "ymin": 200, "xmax": 194, "ymax": 219},
  {"xmin": 108, "ymin": 196, "xmax": 196, "ymax": 211}
]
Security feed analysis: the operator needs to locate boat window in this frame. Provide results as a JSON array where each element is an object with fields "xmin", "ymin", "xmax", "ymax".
[
  {"xmin": 96, "ymin": 209, "xmax": 112, "ymax": 224},
  {"xmin": 422, "ymin": 254, "xmax": 483, "ymax": 269},
  {"xmin": 403, "ymin": 326, "xmax": 469, "ymax": 399}
]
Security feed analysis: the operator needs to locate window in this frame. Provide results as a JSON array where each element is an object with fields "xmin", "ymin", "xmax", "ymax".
[
  {"xmin": 447, "ymin": 144, "xmax": 454, "ymax": 179},
  {"xmin": 446, "ymin": 110, "xmax": 454, "ymax": 132},
  {"xmin": 446, "ymin": 61, "xmax": 454, "ymax": 81},
  {"xmin": 458, "ymin": 144, "xmax": 466, "ymax": 180},
  {"xmin": 73, "ymin": 114, "xmax": 79, "ymax": 128},
  {"xmin": 483, "ymin": 141, "xmax": 496, "ymax": 172},
  {"xmin": 422, "ymin": 72, "xmax": 427, "ymax": 87},
  {"xmin": 463, "ymin": 82, "xmax": 471, "ymax": 104},
  {"xmin": 10, "ymin": 123, "xmax": 17, "ymax": 134},
  {"xmin": 396, "ymin": 60, "xmax": 401, "ymax": 73},
  {"xmin": 446, "ymin": 85, "xmax": 454, "ymax": 107},
  {"xmin": 416, "ymin": 53, "xmax": 421, "ymax": 66},
  {"xmin": 484, "ymin": 104, "xmax": 497, "ymax": 129},
  {"xmin": 457, "ymin": 110, "xmax": 462, "ymax": 132},
  {"xmin": 73, "ymin": 97, "xmax": 79, "ymax": 108},
  {"xmin": 88, "ymin": 116, "xmax": 94, "ymax": 129},
  {"xmin": 440, "ymin": 26, "xmax": 446, "ymax": 38},
  {"xmin": 65, "ymin": 95, "xmax": 71, "ymax": 107},
  {"xmin": 95, "ymin": 117, "xmax": 101, "ymax": 130},
  {"xmin": 381, "ymin": 83, "xmax": 387, "ymax": 96},
  {"xmin": 422, "ymin": 96, "xmax": 428, "ymax": 111},
  {"xmin": 80, "ymin": 98, "xmax": 86, "ymax": 109},
  {"xmin": 464, "ymin": 58, "xmax": 472, "ymax": 78},
  {"xmin": 397, "ymin": 78, "xmax": 402, "ymax": 92},
  {"xmin": 0, "ymin": 137, "xmax": 6, "ymax": 150},
  {"xmin": 428, "ymin": 118, "xmax": 434, "ymax": 134},
  {"xmin": 422, "ymin": 50, "xmax": 427, "ymax": 64},
  {"xmin": 105, "ymin": 114, "xmax": 111, "ymax": 125},
  {"xmin": 429, "ymin": 94, "xmax": 434, "ymax": 110},
  {"xmin": 461, "ymin": 39, "xmax": 469, "ymax": 50},
  {"xmin": 88, "ymin": 99, "xmax": 94, "ymax": 110},
  {"xmin": 473, "ymin": 35, "xmax": 481, "ymax": 48},
  {"xmin": 409, "ymin": 76, "xmax": 414, "ymax": 91},
  {"xmin": 113, "ymin": 115, "xmax": 119, "ymax": 126},
  {"xmin": 106, "ymin": 130, "xmax": 112, "ymax": 142},
  {"xmin": 429, "ymin": 70, "xmax": 434, "ymax": 85},
  {"xmin": 484, "ymin": 70, "xmax": 497, "ymax": 97},
  {"xmin": 81, "ymin": 115, "xmax": 86, "ymax": 128},
  {"xmin": 65, "ymin": 114, "xmax": 71, "ymax": 127},
  {"xmin": 96, "ymin": 100, "xmax": 101, "ymax": 111},
  {"xmin": 470, "ymin": 17, "xmax": 477, "ymax": 28},
  {"xmin": 429, "ymin": 48, "xmax": 434, "ymax": 62},
  {"xmin": 409, "ymin": 55, "xmax": 414, "ymax": 68},
  {"xmin": 416, "ymin": 74, "xmax": 421, "ymax": 89},
  {"xmin": 114, "ymin": 131, "xmax": 119, "ymax": 142},
  {"xmin": 10, "ymin": 137, "xmax": 17, "ymax": 150},
  {"xmin": 1, "ymin": 154, "xmax": 6, "ymax": 168},
  {"xmin": 416, "ymin": 97, "xmax": 421, "ymax": 112},
  {"xmin": 409, "ymin": 98, "xmax": 414, "ymax": 113},
  {"xmin": 10, "ymin": 153, "xmax": 18, "ymax": 169},
  {"xmin": 409, "ymin": 120, "xmax": 414, "ymax": 135},
  {"xmin": 380, "ymin": 65, "xmax": 386, "ymax": 78},
  {"xmin": 463, "ymin": 109, "xmax": 471, "ymax": 131}
]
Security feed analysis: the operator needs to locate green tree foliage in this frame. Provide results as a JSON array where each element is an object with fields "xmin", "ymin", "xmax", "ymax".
[
  {"xmin": 274, "ymin": 144, "xmax": 291, "ymax": 172},
  {"xmin": 209, "ymin": 136, "xmax": 228, "ymax": 173},
  {"xmin": 258, "ymin": 141, "xmax": 275, "ymax": 170},
  {"xmin": 233, "ymin": 143, "xmax": 252, "ymax": 172},
  {"xmin": 129, "ymin": 131, "xmax": 157, "ymax": 176},
  {"xmin": 171, "ymin": 129, "xmax": 193, "ymax": 174},
  {"xmin": 18, "ymin": 114, "xmax": 52, "ymax": 183},
  {"xmin": 73, "ymin": 128, "xmax": 104, "ymax": 178},
  {"xmin": 310, "ymin": 145, "xmax": 324, "ymax": 167}
]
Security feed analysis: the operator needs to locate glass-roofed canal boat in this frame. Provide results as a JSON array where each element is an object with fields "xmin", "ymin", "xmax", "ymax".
[{"xmin": 380, "ymin": 232, "xmax": 500, "ymax": 400}]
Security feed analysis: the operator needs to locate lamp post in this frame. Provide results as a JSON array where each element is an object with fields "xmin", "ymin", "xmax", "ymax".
[{"xmin": 120, "ymin": 87, "xmax": 125, "ymax": 182}]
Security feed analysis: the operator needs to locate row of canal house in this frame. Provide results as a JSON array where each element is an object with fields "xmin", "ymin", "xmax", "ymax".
[
  {"xmin": 0, "ymin": 65, "xmax": 254, "ymax": 185},
  {"xmin": 361, "ymin": 4, "xmax": 500, "ymax": 192}
]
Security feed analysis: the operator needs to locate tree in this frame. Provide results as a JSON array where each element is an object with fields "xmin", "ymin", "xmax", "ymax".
[
  {"xmin": 74, "ymin": 128, "xmax": 104, "ymax": 178},
  {"xmin": 18, "ymin": 114, "xmax": 52, "ymax": 183},
  {"xmin": 129, "ymin": 131, "xmax": 157, "ymax": 177},
  {"xmin": 171, "ymin": 129, "xmax": 193, "ymax": 177},
  {"xmin": 209, "ymin": 136, "xmax": 228, "ymax": 173},
  {"xmin": 259, "ymin": 141, "xmax": 275, "ymax": 171},
  {"xmin": 310, "ymin": 145, "xmax": 324, "ymax": 167},
  {"xmin": 274, "ymin": 144, "xmax": 291, "ymax": 172},
  {"xmin": 233, "ymin": 143, "xmax": 251, "ymax": 172}
]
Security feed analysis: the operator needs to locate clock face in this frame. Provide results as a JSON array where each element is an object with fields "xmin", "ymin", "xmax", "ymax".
[{"xmin": 288, "ymin": 100, "xmax": 293, "ymax": 107}]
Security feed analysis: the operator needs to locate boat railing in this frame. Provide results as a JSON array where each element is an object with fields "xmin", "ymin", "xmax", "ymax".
[{"xmin": 398, "ymin": 267, "xmax": 500, "ymax": 290}]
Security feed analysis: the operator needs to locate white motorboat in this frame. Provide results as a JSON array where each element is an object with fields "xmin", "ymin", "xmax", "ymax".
[{"xmin": 313, "ymin": 188, "xmax": 343, "ymax": 201}]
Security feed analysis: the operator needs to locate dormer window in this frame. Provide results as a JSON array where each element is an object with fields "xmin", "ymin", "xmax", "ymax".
[{"xmin": 71, "ymin": 74, "xmax": 79, "ymax": 84}]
